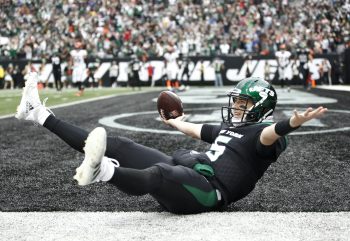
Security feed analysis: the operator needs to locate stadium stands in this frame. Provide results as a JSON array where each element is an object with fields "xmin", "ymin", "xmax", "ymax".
[{"xmin": 0, "ymin": 0, "xmax": 349, "ymax": 60}]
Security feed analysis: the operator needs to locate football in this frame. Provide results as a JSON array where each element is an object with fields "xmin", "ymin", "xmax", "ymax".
[{"xmin": 157, "ymin": 91, "xmax": 183, "ymax": 120}]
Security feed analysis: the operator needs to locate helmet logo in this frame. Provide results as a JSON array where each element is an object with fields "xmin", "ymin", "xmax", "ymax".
[
  {"xmin": 259, "ymin": 92, "xmax": 268, "ymax": 98},
  {"xmin": 249, "ymin": 86, "xmax": 274, "ymax": 97}
]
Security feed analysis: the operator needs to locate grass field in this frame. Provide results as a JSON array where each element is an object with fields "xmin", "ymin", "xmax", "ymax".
[{"xmin": 0, "ymin": 87, "xmax": 159, "ymax": 116}]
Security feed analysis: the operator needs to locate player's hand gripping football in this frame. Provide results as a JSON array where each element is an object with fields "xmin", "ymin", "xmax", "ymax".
[
  {"xmin": 290, "ymin": 106, "xmax": 328, "ymax": 127},
  {"xmin": 161, "ymin": 114, "xmax": 186, "ymax": 128}
]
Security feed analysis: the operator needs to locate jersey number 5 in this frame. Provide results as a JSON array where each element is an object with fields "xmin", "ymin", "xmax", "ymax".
[{"xmin": 206, "ymin": 135, "xmax": 231, "ymax": 162}]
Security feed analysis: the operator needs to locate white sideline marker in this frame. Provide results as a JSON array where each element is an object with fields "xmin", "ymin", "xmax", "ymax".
[{"xmin": 1, "ymin": 212, "xmax": 349, "ymax": 241}]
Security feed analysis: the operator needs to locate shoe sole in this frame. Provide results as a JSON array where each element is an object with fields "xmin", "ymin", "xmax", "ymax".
[
  {"xmin": 73, "ymin": 127, "xmax": 107, "ymax": 186},
  {"xmin": 15, "ymin": 78, "xmax": 39, "ymax": 120},
  {"xmin": 15, "ymin": 85, "xmax": 30, "ymax": 120}
]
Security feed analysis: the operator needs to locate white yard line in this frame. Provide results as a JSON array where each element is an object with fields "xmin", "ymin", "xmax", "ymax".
[
  {"xmin": 0, "ymin": 89, "xmax": 159, "ymax": 120},
  {"xmin": 0, "ymin": 212, "xmax": 349, "ymax": 241},
  {"xmin": 316, "ymin": 85, "xmax": 350, "ymax": 91}
]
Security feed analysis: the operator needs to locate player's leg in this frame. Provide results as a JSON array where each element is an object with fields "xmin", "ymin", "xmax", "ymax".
[
  {"xmin": 56, "ymin": 71, "xmax": 62, "ymax": 91},
  {"xmin": 286, "ymin": 78, "xmax": 291, "ymax": 92},
  {"xmin": 74, "ymin": 67, "xmax": 85, "ymax": 95},
  {"xmin": 16, "ymin": 72, "xmax": 173, "ymax": 168},
  {"xmin": 43, "ymin": 114, "xmax": 173, "ymax": 168},
  {"xmin": 278, "ymin": 68, "xmax": 284, "ymax": 88},
  {"xmin": 72, "ymin": 68, "xmax": 78, "ymax": 91},
  {"xmin": 106, "ymin": 135, "xmax": 173, "ymax": 168},
  {"xmin": 53, "ymin": 72, "xmax": 58, "ymax": 91},
  {"xmin": 16, "ymin": 71, "xmax": 88, "ymax": 152},
  {"xmin": 75, "ymin": 128, "xmax": 220, "ymax": 214},
  {"xmin": 110, "ymin": 163, "xmax": 220, "ymax": 214}
]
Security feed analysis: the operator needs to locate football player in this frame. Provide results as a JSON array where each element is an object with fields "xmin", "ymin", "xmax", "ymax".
[
  {"xmin": 70, "ymin": 40, "xmax": 87, "ymax": 96},
  {"xmin": 164, "ymin": 45, "xmax": 180, "ymax": 90},
  {"xmin": 15, "ymin": 73, "xmax": 327, "ymax": 214},
  {"xmin": 275, "ymin": 44, "xmax": 292, "ymax": 91},
  {"xmin": 51, "ymin": 52, "xmax": 63, "ymax": 91}
]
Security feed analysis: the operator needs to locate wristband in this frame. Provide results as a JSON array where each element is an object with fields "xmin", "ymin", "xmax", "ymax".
[{"xmin": 275, "ymin": 119, "xmax": 300, "ymax": 136}]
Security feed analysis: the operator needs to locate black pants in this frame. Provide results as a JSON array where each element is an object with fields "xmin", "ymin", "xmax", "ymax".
[
  {"xmin": 53, "ymin": 71, "xmax": 62, "ymax": 90},
  {"xmin": 110, "ymin": 77, "xmax": 117, "ymax": 87},
  {"xmin": 43, "ymin": 115, "xmax": 220, "ymax": 214}
]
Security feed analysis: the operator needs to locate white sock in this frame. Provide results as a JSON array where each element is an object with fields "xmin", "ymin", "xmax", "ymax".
[
  {"xmin": 37, "ymin": 106, "xmax": 52, "ymax": 126},
  {"xmin": 98, "ymin": 157, "xmax": 119, "ymax": 182}
]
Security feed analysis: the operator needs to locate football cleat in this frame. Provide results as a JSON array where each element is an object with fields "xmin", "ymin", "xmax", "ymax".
[
  {"xmin": 15, "ymin": 72, "xmax": 52, "ymax": 123},
  {"xmin": 73, "ymin": 127, "xmax": 107, "ymax": 186}
]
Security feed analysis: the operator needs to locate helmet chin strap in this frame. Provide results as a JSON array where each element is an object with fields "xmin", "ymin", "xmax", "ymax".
[
  {"xmin": 259, "ymin": 109, "xmax": 274, "ymax": 122},
  {"xmin": 231, "ymin": 106, "xmax": 253, "ymax": 127}
]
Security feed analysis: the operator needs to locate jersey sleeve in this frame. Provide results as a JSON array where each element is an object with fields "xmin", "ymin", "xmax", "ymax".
[
  {"xmin": 201, "ymin": 124, "xmax": 222, "ymax": 144},
  {"xmin": 256, "ymin": 135, "xmax": 287, "ymax": 160}
]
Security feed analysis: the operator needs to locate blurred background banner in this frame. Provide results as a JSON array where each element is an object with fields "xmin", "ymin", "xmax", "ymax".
[{"xmin": 0, "ymin": 54, "xmax": 343, "ymax": 87}]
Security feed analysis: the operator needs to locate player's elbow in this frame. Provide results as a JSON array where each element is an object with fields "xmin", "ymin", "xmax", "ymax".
[
  {"xmin": 259, "ymin": 135, "xmax": 278, "ymax": 146},
  {"xmin": 260, "ymin": 126, "xmax": 280, "ymax": 146}
]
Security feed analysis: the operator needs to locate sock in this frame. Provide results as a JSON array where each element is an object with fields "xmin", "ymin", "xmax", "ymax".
[
  {"xmin": 37, "ymin": 106, "xmax": 52, "ymax": 126},
  {"xmin": 98, "ymin": 157, "xmax": 119, "ymax": 182}
]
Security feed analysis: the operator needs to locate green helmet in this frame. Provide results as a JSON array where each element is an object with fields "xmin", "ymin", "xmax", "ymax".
[{"xmin": 221, "ymin": 77, "xmax": 277, "ymax": 125}]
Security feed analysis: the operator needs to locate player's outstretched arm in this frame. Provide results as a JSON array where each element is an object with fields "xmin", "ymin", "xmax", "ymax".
[
  {"xmin": 260, "ymin": 106, "xmax": 328, "ymax": 146},
  {"xmin": 162, "ymin": 114, "xmax": 203, "ymax": 139}
]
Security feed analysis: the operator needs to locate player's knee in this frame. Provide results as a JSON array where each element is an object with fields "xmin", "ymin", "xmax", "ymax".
[{"xmin": 153, "ymin": 163, "xmax": 170, "ymax": 177}]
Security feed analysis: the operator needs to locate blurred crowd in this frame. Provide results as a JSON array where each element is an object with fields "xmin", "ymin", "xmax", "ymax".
[{"xmin": 0, "ymin": 0, "xmax": 349, "ymax": 60}]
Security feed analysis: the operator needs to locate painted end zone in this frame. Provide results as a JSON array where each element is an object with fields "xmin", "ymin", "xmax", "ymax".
[{"xmin": 1, "ymin": 212, "xmax": 349, "ymax": 241}]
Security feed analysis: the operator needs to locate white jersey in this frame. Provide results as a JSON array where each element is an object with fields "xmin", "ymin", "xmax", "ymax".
[
  {"xmin": 276, "ymin": 50, "xmax": 292, "ymax": 80},
  {"xmin": 304, "ymin": 61, "xmax": 320, "ymax": 80},
  {"xmin": 164, "ymin": 51, "xmax": 179, "ymax": 66},
  {"xmin": 70, "ymin": 49, "xmax": 87, "ymax": 83},
  {"xmin": 51, "ymin": 56, "xmax": 61, "ymax": 65},
  {"xmin": 70, "ymin": 49, "xmax": 87, "ymax": 68},
  {"xmin": 275, "ymin": 50, "xmax": 291, "ymax": 68},
  {"xmin": 109, "ymin": 64, "xmax": 119, "ymax": 77},
  {"xmin": 164, "ymin": 51, "xmax": 179, "ymax": 80}
]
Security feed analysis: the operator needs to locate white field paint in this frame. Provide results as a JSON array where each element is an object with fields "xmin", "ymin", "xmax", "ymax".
[
  {"xmin": 0, "ymin": 212, "xmax": 349, "ymax": 241},
  {"xmin": 98, "ymin": 108, "xmax": 350, "ymax": 135},
  {"xmin": 98, "ymin": 88, "xmax": 350, "ymax": 136}
]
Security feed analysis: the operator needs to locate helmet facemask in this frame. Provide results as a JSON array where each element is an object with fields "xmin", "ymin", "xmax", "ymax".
[
  {"xmin": 221, "ymin": 93, "xmax": 257, "ymax": 126},
  {"xmin": 221, "ymin": 77, "xmax": 277, "ymax": 126}
]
